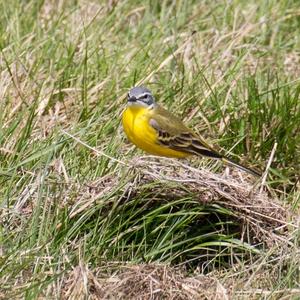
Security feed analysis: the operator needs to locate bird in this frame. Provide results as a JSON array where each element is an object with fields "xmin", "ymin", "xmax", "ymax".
[{"xmin": 122, "ymin": 86, "xmax": 261, "ymax": 177}]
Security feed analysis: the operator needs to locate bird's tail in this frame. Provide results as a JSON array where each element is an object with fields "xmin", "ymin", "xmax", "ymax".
[
  {"xmin": 173, "ymin": 136, "xmax": 261, "ymax": 177},
  {"xmin": 221, "ymin": 157, "xmax": 261, "ymax": 177}
]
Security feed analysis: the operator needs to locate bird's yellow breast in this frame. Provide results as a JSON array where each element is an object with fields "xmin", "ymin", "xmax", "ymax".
[{"xmin": 122, "ymin": 105, "xmax": 189, "ymax": 158}]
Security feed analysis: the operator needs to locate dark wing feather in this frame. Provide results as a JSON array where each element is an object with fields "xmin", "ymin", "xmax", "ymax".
[
  {"xmin": 149, "ymin": 105, "xmax": 261, "ymax": 176},
  {"xmin": 149, "ymin": 106, "xmax": 261, "ymax": 176},
  {"xmin": 149, "ymin": 106, "xmax": 222, "ymax": 159}
]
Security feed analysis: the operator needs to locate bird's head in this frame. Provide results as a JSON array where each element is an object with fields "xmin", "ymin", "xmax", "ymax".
[{"xmin": 127, "ymin": 86, "xmax": 155, "ymax": 108}]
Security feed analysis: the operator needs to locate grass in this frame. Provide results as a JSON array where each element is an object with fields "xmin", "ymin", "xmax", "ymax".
[{"xmin": 0, "ymin": 0, "xmax": 299, "ymax": 298}]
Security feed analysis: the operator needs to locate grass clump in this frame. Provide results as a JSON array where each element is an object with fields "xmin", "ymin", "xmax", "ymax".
[{"xmin": 0, "ymin": 0, "xmax": 299, "ymax": 299}]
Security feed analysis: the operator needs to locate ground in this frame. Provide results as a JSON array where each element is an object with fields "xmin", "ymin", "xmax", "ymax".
[{"xmin": 0, "ymin": 0, "xmax": 299, "ymax": 299}]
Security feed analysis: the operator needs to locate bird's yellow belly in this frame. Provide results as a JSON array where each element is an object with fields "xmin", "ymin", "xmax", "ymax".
[{"xmin": 122, "ymin": 106, "xmax": 189, "ymax": 158}]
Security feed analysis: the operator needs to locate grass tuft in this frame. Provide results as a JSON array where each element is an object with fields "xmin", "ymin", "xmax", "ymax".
[{"xmin": 1, "ymin": 0, "xmax": 299, "ymax": 298}]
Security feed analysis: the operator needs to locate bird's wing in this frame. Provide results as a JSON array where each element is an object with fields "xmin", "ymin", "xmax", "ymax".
[{"xmin": 149, "ymin": 105, "xmax": 222, "ymax": 159}]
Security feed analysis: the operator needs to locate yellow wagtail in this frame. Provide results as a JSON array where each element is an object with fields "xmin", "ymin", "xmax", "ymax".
[{"xmin": 122, "ymin": 86, "xmax": 261, "ymax": 177}]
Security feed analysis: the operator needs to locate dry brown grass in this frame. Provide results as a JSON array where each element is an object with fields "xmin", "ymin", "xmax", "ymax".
[
  {"xmin": 1, "ymin": 1, "xmax": 299, "ymax": 298},
  {"xmin": 61, "ymin": 262, "xmax": 228, "ymax": 300},
  {"xmin": 134, "ymin": 157, "xmax": 294, "ymax": 245},
  {"xmin": 58, "ymin": 153, "xmax": 293, "ymax": 248},
  {"xmin": 59, "ymin": 252, "xmax": 300, "ymax": 299}
]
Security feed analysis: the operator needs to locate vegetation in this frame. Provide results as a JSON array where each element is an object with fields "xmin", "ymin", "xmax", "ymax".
[{"xmin": 0, "ymin": 0, "xmax": 299, "ymax": 298}]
